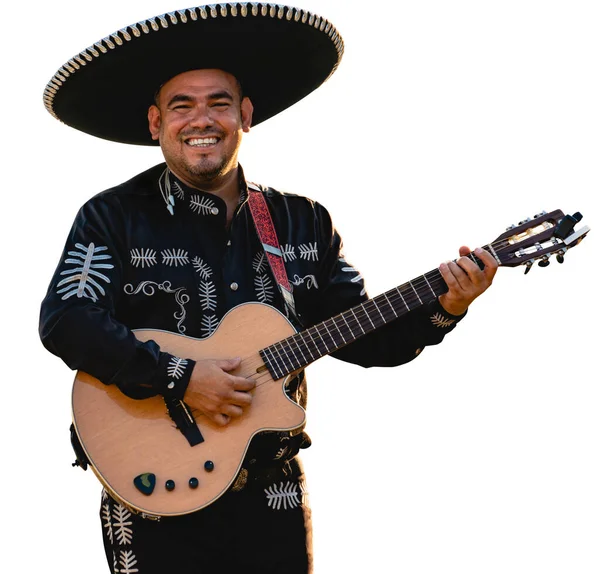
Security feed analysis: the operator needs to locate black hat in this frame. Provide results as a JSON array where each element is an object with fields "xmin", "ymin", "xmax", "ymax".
[{"xmin": 43, "ymin": 3, "xmax": 344, "ymax": 145}]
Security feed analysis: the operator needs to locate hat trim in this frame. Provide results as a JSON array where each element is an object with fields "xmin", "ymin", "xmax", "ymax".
[{"xmin": 43, "ymin": 3, "xmax": 345, "ymax": 123}]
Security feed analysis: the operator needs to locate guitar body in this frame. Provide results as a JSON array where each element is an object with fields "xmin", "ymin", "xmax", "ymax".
[{"xmin": 72, "ymin": 302, "xmax": 306, "ymax": 517}]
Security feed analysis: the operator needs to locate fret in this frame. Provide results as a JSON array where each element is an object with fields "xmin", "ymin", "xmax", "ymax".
[
  {"xmin": 382, "ymin": 292, "xmax": 398, "ymax": 318},
  {"xmin": 409, "ymin": 280, "xmax": 423, "ymax": 305},
  {"xmin": 358, "ymin": 303, "xmax": 376, "ymax": 330},
  {"xmin": 394, "ymin": 287, "xmax": 411, "ymax": 311},
  {"xmin": 321, "ymin": 320, "xmax": 337, "ymax": 350},
  {"xmin": 297, "ymin": 331, "xmax": 316, "ymax": 362},
  {"xmin": 291, "ymin": 334, "xmax": 308, "ymax": 365},
  {"xmin": 312, "ymin": 323, "xmax": 332, "ymax": 354},
  {"xmin": 331, "ymin": 315, "xmax": 348, "ymax": 345},
  {"xmin": 261, "ymin": 346, "xmax": 284, "ymax": 380},
  {"xmin": 341, "ymin": 312, "xmax": 358, "ymax": 339},
  {"xmin": 349, "ymin": 308, "xmax": 366, "ymax": 334},
  {"xmin": 274, "ymin": 341, "xmax": 297, "ymax": 373},
  {"xmin": 306, "ymin": 324, "xmax": 328, "ymax": 356},
  {"xmin": 285, "ymin": 337, "xmax": 302, "ymax": 368},
  {"xmin": 423, "ymin": 274, "xmax": 436, "ymax": 298},
  {"xmin": 371, "ymin": 298, "xmax": 386, "ymax": 322}
]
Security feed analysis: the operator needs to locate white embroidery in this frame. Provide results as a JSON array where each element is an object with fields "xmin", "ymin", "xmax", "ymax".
[
  {"xmin": 192, "ymin": 256, "xmax": 213, "ymax": 280},
  {"xmin": 172, "ymin": 180, "xmax": 185, "ymax": 200},
  {"xmin": 252, "ymin": 251, "xmax": 268, "ymax": 273},
  {"xmin": 130, "ymin": 248, "xmax": 157, "ymax": 268},
  {"xmin": 298, "ymin": 242, "xmax": 319, "ymax": 261},
  {"xmin": 101, "ymin": 501, "xmax": 113, "ymax": 544},
  {"xmin": 168, "ymin": 357, "xmax": 188, "ymax": 379},
  {"xmin": 124, "ymin": 281, "xmax": 189, "ymax": 333},
  {"xmin": 57, "ymin": 242, "xmax": 114, "ymax": 302},
  {"xmin": 282, "ymin": 244, "xmax": 296, "ymax": 262},
  {"xmin": 430, "ymin": 312, "xmax": 455, "ymax": 328},
  {"xmin": 190, "ymin": 195, "xmax": 216, "ymax": 215},
  {"xmin": 198, "ymin": 280, "xmax": 217, "ymax": 311},
  {"xmin": 161, "ymin": 248, "xmax": 189, "ymax": 267},
  {"xmin": 264, "ymin": 481, "xmax": 301, "ymax": 510},
  {"xmin": 340, "ymin": 257, "xmax": 366, "ymax": 296},
  {"xmin": 201, "ymin": 314, "xmax": 219, "ymax": 337},
  {"xmin": 112, "ymin": 504, "xmax": 133, "ymax": 545},
  {"xmin": 255, "ymin": 274, "xmax": 274, "ymax": 303},
  {"xmin": 300, "ymin": 479, "xmax": 310, "ymax": 507},
  {"xmin": 116, "ymin": 549, "xmax": 139, "ymax": 573},
  {"xmin": 290, "ymin": 274, "xmax": 319, "ymax": 290}
]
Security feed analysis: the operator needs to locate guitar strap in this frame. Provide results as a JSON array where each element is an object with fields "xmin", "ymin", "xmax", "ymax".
[{"xmin": 247, "ymin": 183, "xmax": 300, "ymax": 325}]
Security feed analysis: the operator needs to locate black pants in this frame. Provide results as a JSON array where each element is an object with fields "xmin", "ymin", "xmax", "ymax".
[{"xmin": 100, "ymin": 458, "xmax": 312, "ymax": 574}]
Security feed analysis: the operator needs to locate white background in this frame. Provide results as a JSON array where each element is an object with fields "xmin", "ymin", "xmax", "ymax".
[{"xmin": 2, "ymin": 1, "xmax": 599, "ymax": 572}]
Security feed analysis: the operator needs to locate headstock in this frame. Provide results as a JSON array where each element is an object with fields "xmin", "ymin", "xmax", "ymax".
[{"xmin": 489, "ymin": 210, "xmax": 590, "ymax": 272}]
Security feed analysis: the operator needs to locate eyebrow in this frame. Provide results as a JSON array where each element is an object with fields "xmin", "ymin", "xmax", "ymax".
[{"xmin": 166, "ymin": 91, "xmax": 235, "ymax": 108}]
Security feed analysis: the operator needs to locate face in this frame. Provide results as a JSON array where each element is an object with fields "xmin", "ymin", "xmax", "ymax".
[{"xmin": 148, "ymin": 69, "xmax": 253, "ymax": 188}]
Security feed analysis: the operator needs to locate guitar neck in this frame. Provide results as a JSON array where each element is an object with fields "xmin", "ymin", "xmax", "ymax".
[{"xmin": 259, "ymin": 263, "xmax": 456, "ymax": 380}]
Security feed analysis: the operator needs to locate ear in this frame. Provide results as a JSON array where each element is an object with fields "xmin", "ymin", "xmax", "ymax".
[
  {"xmin": 148, "ymin": 105, "xmax": 161, "ymax": 141},
  {"xmin": 241, "ymin": 97, "xmax": 254, "ymax": 133}
]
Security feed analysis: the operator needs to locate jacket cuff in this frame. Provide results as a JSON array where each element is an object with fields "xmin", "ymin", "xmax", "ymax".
[
  {"xmin": 427, "ymin": 298, "xmax": 467, "ymax": 329},
  {"xmin": 155, "ymin": 352, "xmax": 195, "ymax": 401}
]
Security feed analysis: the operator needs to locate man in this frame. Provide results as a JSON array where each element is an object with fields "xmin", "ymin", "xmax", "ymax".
[{"xmin": 40, "ymin": 4, "xmax": 496, "ymax": 573}]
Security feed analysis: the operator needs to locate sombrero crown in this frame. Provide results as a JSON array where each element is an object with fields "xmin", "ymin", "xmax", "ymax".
[{"xmin": 44, "ymin": 3, "xmax": 344, "ymax": 145}]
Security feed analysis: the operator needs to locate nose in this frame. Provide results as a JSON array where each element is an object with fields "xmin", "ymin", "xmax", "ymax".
[{"xmin": 188, "ymin": 104, "xmax": 214, "ymax": 129}]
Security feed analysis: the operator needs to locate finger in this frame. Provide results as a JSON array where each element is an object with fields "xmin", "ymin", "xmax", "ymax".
[
  {"xmin": 446, "ymin": 260, "xmax": 472, "ymax": 290},
  {"xmin": 458, "ymin": 245, "xmax": 471, "ymax": 257},
  {"xmin": 221, "ymin": 404, "xmax": 244, "ymax": 418},
  {"xmin": 217, "ymin": 357, "xmax": 242, "ymax": 372},
  {"xmin": 474, "ymin": 248, "xmax": 499, "ymax": 280},
  {"xmin": 230, "ymin": 390, "xmax": 253, "ymax": 407},
  {"xmin": 213, "ymin": 413, "xmax": 231, "ymax": 426},
  {"xmin": 455, "ymin": 255, "xmax": 480, "ymax": 277},
  {"xmin": 232, "ymin": 376, "xmax": 256, "ymax": 392}
]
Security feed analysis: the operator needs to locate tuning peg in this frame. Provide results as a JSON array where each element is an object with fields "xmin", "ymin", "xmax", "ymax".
[
  {"xmin": 538, "ymin": 256, "xmax": 550, "ymax": 268},
  {"xmin": 556, "ymin": 249, "xmax": 566, "ymax": 264},
  {"xmin": 533, "ymin": 211, "xmax": 548, "ymax": 218},
  {"xmin": 524, "ymin": 260, "xmax": 534, "ymax": 274}
]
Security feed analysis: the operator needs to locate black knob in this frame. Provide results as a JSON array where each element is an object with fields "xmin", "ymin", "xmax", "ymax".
[
  {"xmin": 189, "ymin": 477, "xmax": 199, "ymax": 489},
  {"xmin": 165, "ymin": 480, "xmax": 175, "ymax": 491},
  {"xmin": 204, "ymin": 460, "xmax": 215, "ymax": 472}
]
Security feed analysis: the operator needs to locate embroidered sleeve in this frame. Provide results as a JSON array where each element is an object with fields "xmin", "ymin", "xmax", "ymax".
[
  {"xmin": 297, "ymin": 201, "xmax": 466, "ymax": 369},
  {"xmin": 39, "ymin": 195, "xmax": 194, "ymax": 400}
]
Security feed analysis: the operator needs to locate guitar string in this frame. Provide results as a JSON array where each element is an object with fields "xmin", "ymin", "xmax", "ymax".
[
  {"xmin": 255, "ymin": 238, "xmax": 528, "ymax": 378},
  {"xmin": 242, "ymin": 233, "xmax": 554, "ymax": 383}
]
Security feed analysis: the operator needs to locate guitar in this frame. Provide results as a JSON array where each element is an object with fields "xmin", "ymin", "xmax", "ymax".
[{"xmin": 71, "ymin": 209, "xmax": 589, "ymax": 517}]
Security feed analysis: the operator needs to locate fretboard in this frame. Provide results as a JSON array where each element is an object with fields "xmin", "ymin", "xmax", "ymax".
[{"xmin": 259, "ymin": 265, "xmax": 453, "ymax": 381}]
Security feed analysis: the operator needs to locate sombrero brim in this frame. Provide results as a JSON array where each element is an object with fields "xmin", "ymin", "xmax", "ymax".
[{"xmin": 43, "ymin": 3, "xmax": 344, "ymax": 145}]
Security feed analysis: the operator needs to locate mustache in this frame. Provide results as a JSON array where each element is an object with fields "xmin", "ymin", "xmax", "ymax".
[{"xmin": 180, "ymin": 129, "xmax": 224, "ymax": 139}]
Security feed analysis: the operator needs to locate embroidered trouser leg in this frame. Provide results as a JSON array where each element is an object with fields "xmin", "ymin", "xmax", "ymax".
[{"xmin": 100, "ymin": 458, "xmax": 312, "ymax": 574}]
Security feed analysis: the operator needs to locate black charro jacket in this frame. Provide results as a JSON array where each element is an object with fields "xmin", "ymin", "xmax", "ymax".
[{"xmin": 40, "ymin": 163, "xmax": 464, "ymax": 461}]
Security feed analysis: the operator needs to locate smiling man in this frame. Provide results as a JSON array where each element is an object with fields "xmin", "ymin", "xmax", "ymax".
[{"xmin": 39, "ymin": 4, "xmax": 496, "ymax": 573}]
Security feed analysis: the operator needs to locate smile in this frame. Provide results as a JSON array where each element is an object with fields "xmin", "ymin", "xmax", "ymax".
[{"xmin": 186, "ymin": 137, "xmax": 219, "ymax": 147}]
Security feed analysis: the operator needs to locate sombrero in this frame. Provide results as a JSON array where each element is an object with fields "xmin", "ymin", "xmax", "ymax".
[{"xmin": 43, "ymin": 3, "xmax": 344, "ymax": 145}]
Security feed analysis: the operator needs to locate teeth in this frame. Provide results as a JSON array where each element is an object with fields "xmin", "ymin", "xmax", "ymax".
[{"xmin": 188, "ymin": 137, "xmax": 218, "ymax": 146}]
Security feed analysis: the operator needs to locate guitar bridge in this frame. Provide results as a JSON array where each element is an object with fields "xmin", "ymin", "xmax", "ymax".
[{"xmin": 164, "ymin": 398, "xmax": 204, "ymax": 447}]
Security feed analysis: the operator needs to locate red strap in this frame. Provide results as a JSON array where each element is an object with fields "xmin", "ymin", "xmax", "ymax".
[{"xmin": 247, "ymin": 185, "xmax": 297, "ymax": 315}]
